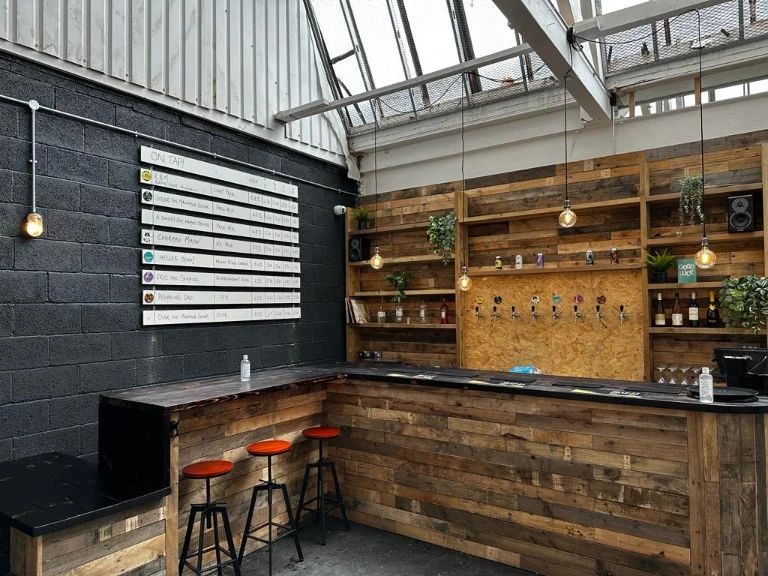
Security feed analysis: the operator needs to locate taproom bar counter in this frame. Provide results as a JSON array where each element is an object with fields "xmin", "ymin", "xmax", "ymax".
[{"xmin": 82, "ymin": 362, "xmax": 768, "ymax": 576}]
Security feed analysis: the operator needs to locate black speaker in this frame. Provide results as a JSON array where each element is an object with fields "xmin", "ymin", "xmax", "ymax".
[
  {"xmin": 728, "ymin": 194, "xmax": 755, "ymax": 233},
  {"xmin": 348, "ymin": 237, "xmax": 370, "ymax": 262}
]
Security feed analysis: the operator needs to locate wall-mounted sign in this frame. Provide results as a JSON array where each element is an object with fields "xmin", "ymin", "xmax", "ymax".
[{"xmin": 139, "ymin": 146, "xmax": 300, "ymax": 326}]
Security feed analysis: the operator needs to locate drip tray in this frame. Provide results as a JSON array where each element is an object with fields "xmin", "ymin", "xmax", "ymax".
[
  {"xmin": 686, "ymin": 386, "xmax": 758, "ymax": 403},
  {"xmin": 552, "ymin": 380, "xmax": 604, "ymax": 389},
  {"xmin": 625, "ymin": 385, "xmax": 684, "ymax": 395},
  {"xmin": 489, "ymin": 374, "xmax": 538, "ymax": 383}
]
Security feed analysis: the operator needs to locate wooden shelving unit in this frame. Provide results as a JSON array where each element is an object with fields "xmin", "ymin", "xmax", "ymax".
[
  {"xmin": 349, "ymin": 253, "xmax": 453, "ymax": 267},
  {"xmin": 646, "ymin": 231, "xmax": 763, "ymax": 247},
  {"xmin": 460, "ymin": 196, "xmax": 639, "ymax": 225},
  {"xmin": 645, "ymin": 183, "xmax": 760, "ymax": 204},
  {"xmin": 351, "ymin": 288, "xmax": 455, "ymax": 297},
  {"xmin": 468, "ymin": 262, "xmax": 642, "ymax": 276},
  {"xmin": 648, "ymin": 327, "xmax": 759, "ymax": 335},
  {"xmin": 350, "ymin": 323, "xmax": 456, "ymax": 330},
  {"xmin": 349, "ymin": 221, "xmax": 429, "ymax": 236},
  {"xmin": 646, "ymin": 281, "xmax": 726, "ymax": 290}
]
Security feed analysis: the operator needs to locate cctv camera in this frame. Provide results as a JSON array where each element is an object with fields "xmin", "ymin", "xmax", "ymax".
[{"xmin": 333, "ymin": 205, "xmax": 347, "ymax": 216}]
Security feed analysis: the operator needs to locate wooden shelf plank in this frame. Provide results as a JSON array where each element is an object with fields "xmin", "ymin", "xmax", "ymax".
[
  {"xmin": 351, "ymin": 289, "xmax": 456, "ymax": 297},
  {"xmin": 349, "ymin": 221, "xmax": 429, "ymax": 236},
  {"xmin": 467, "ymin": 262, "xmax": 642, "ymax": 276},
  {"xmin": 350, "ymin": 323, "xmax": 457, "ymax": 330},
  {"xmin": 646, "ymin": 281, "xmax": 725, "ymax": 290},
  {"xmin": 646, "ymin": 231, "xmax": 764, "ymax": 247},
  {"xmin": 648, "ymin": 327, "xmax": 759, "ymax": 335},
  {"xmin": 460, "ymin": 196, "xmax": 640, "ymax": 225},
  {"xmin": 349, "ymin": 253, "xmax": 454, "ymax": 267},
  {"xmin": 646, "ymin": 183, "xmax": 762, "ymax": 204}
]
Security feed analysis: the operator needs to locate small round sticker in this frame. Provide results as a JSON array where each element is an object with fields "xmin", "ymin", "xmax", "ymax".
[
  {"xmin": 573, "ymin": 294, "xmax": 584, "ymax": 304},
  {"xmin": 552, "ymin": 294, "xmax": 562, "ymax": 305},
  {"xmin": 143, "ymin": 271, "xmax": 154, "ymax": 283},
  {"xmin": 144, "ymin": 292, "xmax": 155, "ymax": 304},
  {"xmin": 597, "ymin": 295, "xmax": 607, "ymax": 305},
  {"xmin": 143, "ymin": 251, "xmax": 154, "ymax": 263},
  {"xmin": 141, "ymin": 169, "xmax": 152, "ymax": 182},
  {"xmin": 531, "ymin": 295, "xmax": 540, "ymax": 305},
  {"xmin": 142, "ymin": 190, "xmax": 153, "ymax": 201},
  {"xmin": 494, "ymin": 295, "xmax": 503, "ymax": 305}
]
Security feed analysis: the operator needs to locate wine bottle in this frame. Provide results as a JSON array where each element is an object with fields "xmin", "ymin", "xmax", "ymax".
[
  {"xmin": 706, "ymin": 290, "xmax": 720, "ymax": 327},
  {"xmin": 671, "ymin": 292, "xmax": 683, "ymax": 327},
  {"xmin": 440, "ymin": 299, "xmax": 448, "ymax": 324},
  {"xmin": 654, "ymin": 293, "xmax": 666, "ymax": 326},
  {"xmin": 688, "ymin": 291, "xmax": 699, "ymax": 327}
]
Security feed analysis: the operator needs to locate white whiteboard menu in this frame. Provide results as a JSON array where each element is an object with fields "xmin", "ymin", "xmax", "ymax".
[{"xmin": 139, "ymin": 146, "xmax": 300, "ymax": 326}]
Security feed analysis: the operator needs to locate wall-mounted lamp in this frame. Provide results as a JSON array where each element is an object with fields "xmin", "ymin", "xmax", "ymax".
[{"xmin": 22, "ymin": 99, "xmax": 43, "ymax": 238}]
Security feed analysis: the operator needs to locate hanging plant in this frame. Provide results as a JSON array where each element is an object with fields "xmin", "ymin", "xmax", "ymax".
[
  {"xmin": 679, "ymin": 176, "xmax": 704, "ymax": 227},
  {"xmin": 351, "ymin": 206, "xmax": 372, "ymax": 230},
  {"xmin": 384, "ymin": 271, "xmax": 411, "ymax": 303},
  {"xmin": 720, "ymin": 275, "xmax": 768, "ymax": 334},
  {"xmin": 426, "ymin": 210, "xmax": 456, "ymax": 265}
]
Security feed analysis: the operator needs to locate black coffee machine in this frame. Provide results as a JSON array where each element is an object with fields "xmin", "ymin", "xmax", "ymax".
[{"xmin": 714, "ymin": 348, "xmax": 768, "ymax": 394}]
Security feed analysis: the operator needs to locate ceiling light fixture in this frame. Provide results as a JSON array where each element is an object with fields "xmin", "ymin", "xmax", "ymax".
[
  {"xmin": 456, "ymin": 74, "xmax": 472, "ymax": 292},
  {"xmin": 558, "ymin": 60, "xmax": 576, "ymax": 229},
  {"xmin": 369, "ymin": 99, "xmax": 384, "ymax": 270},
  {"xmin": 22, "ymin": 100, "xmax": 44, "ymax": 238}
]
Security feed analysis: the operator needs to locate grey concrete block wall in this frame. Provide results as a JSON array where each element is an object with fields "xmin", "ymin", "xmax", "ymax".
[{"xmin": 0, "ymin": 52, "xmax": 356, "ymax": 463}]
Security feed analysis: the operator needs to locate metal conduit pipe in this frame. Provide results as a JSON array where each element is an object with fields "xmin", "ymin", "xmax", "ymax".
[{"xmin": 0, "ymin": 92, "xmax": 359, "ymax": 197}]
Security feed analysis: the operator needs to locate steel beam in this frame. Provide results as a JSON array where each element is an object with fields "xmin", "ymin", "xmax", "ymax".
[
  {"xmin": 573, "ymin": 0, "xmax": 727, "ymax": 41},
  {"xmin": 274, "ymin": 44, "xmax": 532, "ymax": 123},
  {"xmin": 492, "ymin": 0, "xmax": 612, "ymax": 121}
]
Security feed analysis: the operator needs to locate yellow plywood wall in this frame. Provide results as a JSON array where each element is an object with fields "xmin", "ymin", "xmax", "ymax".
[{"xmin": 461, "ymin": 270, "xmax": 645, "ymax": 380}]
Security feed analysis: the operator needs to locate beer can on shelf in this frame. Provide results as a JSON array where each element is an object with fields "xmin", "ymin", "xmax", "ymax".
[
  {"xmin": 586, "ymin": 249, "xmax": 595, "ymax": 266},
  {"xmin": 515, "ymin": 254, "xmax": 523, "ymax": 269},
  {"xmin": 536, "ymin": 253, "xmax": 544, "ymax": 268},
  {"xmin": 610, "ymin": 247, "xmax": 620, "ymax": 264}
]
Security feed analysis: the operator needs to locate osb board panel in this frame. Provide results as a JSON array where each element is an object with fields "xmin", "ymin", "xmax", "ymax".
[
  {"xmin": 328, "ymin": 378, "xmax": 692, "ymax": 576},
  {"xmin": 461, "ymin": 270, "xmax": 644, "ymax": 380}
]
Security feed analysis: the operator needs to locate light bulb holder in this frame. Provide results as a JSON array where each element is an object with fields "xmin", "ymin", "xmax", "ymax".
[
  {"xmin": 22, "ymin": 212, "xmax": 44, "ymax": 238},
  {"xmin": 457, "ymin": 265, "xmax": 472, "ymax": 292},
  {"xmin": 370, "ymin": 246, "xmax": 384, "ymax": 270},
  {"xmin": 695, "ymin": 236, "xmax": 717, "ymax": 269}
]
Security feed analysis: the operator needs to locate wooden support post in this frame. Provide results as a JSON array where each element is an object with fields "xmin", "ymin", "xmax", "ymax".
[
  {"xmin": 345, "ymin": 210, "xmax": 360, "ymax": 361},
  {"xmin": 763, "ymin": 144, "xmax": 768, "ymax": 346},
  {"xmin": 454, "ymin": 185, "xmax": 467, "ymax": 367},
  {"xmin": 639, "ymin": 152, "xmax": 651, "ymax": 380},
  {"xmin": 627, "ymin": 91, "xmax": 636, "ymax": 118}
]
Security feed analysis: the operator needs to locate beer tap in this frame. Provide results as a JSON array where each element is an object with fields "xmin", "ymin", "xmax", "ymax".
[
  {"xmin": 573, "ymin": 304, "xmax": 582, "ymax": 321},
  {"xmin": 491, "ymin": 305, "xmax": 501, "ymax": 322},
  {"xmin": 619, "ymin": 304, "xmax": 628, "ymax": 324},
  {"xmin": 510, "ymin": 305, "xmax": 520, "ymax": 321},
  {"xmin": 595, "ymin": 304, "xmax": 603, "ymax": 321},
  {"xmin": 531, "ymin": 304, "xmax": 538, "ymax": 321},
  {"xmin": 474, "ymin": 304, "xmax": 482, "ymax": 321},
  {"xmin": 551, "ymin": 305, "xmax": 561, "ymax": 321}
]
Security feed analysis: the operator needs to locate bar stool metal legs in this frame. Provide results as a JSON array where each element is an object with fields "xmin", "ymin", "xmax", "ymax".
[
  {"xmin": 239, "ymin": 441, "xmax": 303, "ymax": 576},
  {"xmin": 296, "ymin": 428, "xmax": 350, "ymax": 546},
  {"xmin": 179, "ymin": 461, "xmax": 241, "ymax": 576}
]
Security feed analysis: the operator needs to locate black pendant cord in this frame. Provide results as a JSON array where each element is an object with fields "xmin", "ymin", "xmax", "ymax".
[
  {"xmin": 695, "ymin": 9, "xmax": 707, "ymax": 240},
  {"xmin": 563, "ymin": 70, "xmax": 569, "ymax": 204},
  {"xmin": 460, "ymin": 73, "xmax": 466, "ymax": 266},
  {"xmin": 374, "ymin": 98, "xmax": 378, "ymax": 234}
]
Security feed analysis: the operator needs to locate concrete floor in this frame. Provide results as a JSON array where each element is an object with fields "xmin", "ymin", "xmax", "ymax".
[{"xmin": 240, "ymin": 521, "xmax": 535, "ymax": 576}]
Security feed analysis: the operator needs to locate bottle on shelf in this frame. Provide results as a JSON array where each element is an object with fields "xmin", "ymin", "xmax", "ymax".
[
  {"xmin": 698, "ymin": 367, "xmax": 714, "ymax": 404},
  {"xmin": 706, "ymin": 290, "xmax": 720, "ymax": 327},
  {"xmin": 671, "ymin": 292, "xmax": 683, "ymax": 327},
  {"xmin": 688, "ymin": 291, "xmax": 699, "ymax": 327},
  {"xmin": 440, "ymin": 299, "xmax": 449, "ymax": 324},
  {"xmin": 395, "ymin": 303, "xmax": 404, "ymax": 323},
  {"xmin": 419, "ymin": 301, "xmax": 428, "ymax": 323},
  {"xmin": 377, "ymin": 299, "xmax": 387, "ymax": 324},
  {"xmin": 654, "ymin": 293, "xmax": 666, "ymax": 326}
]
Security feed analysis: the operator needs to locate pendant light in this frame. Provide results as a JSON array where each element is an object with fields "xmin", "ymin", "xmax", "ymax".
[
  {"xmin": 558, "ymin": 69, "xmax": 576, "ymax": 228},
  {"xmin": 22, "ymin": 100, "xmax": 44, "ymax": 238},
  {"xmin": 369, "ymin": 99, "xmax": 384, "ymax": 270},
  {"xmin": 692, "ymin": 11, "xmax": 716, "ymax": 269},
  {"xmin": 456, "ymin": 74, "xmax": 472, "ymax": 292}
]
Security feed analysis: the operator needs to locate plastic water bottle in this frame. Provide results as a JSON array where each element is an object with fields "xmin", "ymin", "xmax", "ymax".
[
  {"xmin": 240, "ymin": 355, "xmax": 251, "ymax": 381},
  {"xmin": 698, "ymin": 367, "xmax": 713, "ymax": 404}
]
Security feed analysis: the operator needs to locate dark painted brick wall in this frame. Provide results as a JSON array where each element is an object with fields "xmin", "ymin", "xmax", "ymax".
[
  {"xmin": 0, "ymin": 49, "xmax": 356, "ymax": 483},
  {"xmin": 0, "ymin": 50, "xmax": 357, "ymax": 572}
]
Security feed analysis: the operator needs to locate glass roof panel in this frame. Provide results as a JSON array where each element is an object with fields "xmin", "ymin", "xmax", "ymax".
[
  {"xmin": 401, "ymin": 0, "xmax": 461, "ymax": 73},
  {"xmin": 463, "ymin": 0, "xmax": 518, "ymax": 57},
  {"xmin": 310, "ymin": 0, "xmax": 353, "ymax": 59},
  {"xmin": 349, "ymin": 0, "xmax": 408, "ymax": 87},
  {"xmin": 598, "ymin": 0, "xmax": 649, "ymax": 14}
]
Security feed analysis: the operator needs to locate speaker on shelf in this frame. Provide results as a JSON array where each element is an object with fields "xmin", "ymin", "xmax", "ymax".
[
  {"xmin": 348, "ymin": 237, "xmax": 370, "ymax": 262},
  {"xmin": 728, "ymin": 194, "xmax": 755, "ymax": 233}
]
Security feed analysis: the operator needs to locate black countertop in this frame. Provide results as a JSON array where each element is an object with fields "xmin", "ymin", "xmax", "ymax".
[
  {"xmin": 0, "ymin": 452, "xmax": 170, "ymax": 536},
  {"xmin": 101, "ymin": 361, "xmax": 768, "ymax": 414}
]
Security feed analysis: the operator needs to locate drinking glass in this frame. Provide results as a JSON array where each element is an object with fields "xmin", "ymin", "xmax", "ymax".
[
  {"xmin": 654, "ymin": 365, "xmax": 665, "ymax": 384},
  {"xmin": 661, "ymin": 366, "xmax": 673, "ymax": 385},
  {"xmin": 672, "ymin": 366, "xmax": 685, "ymax": 387}
]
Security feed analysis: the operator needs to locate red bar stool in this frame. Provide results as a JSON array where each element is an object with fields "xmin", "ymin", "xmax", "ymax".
[
  {"xmin": 239, "ymin": 439, "xmax": 303, "ymax": 575},
  {"xmin": 295, "ymin": 426, "xmax": 350, "ymax": 545},
  {"xmin": 179, "ymin": 459, "xmax": 241, "ymax": 576}
]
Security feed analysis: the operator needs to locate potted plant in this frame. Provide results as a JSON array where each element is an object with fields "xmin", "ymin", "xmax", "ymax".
[
  {"xmin": 720, "ymin": 275, "xmax": 768, "ymax": 334},
  {"xmin": 385, "ymin": 271, "xmax": 411, "ymax": 323},
  {"xmin": 426, "ymin": 211, "xmax": 456, "ymax": 265},
  {"xmin": 647, "ymin": 249, "xmax": 677, "ymax": 283},
  {"xmin": 679, "ymin": 176, "xmax": 704, "ymax": 228},
  {"xmin": 351, "ymin": 206, "xmax": 372, "ymax": 230}
]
